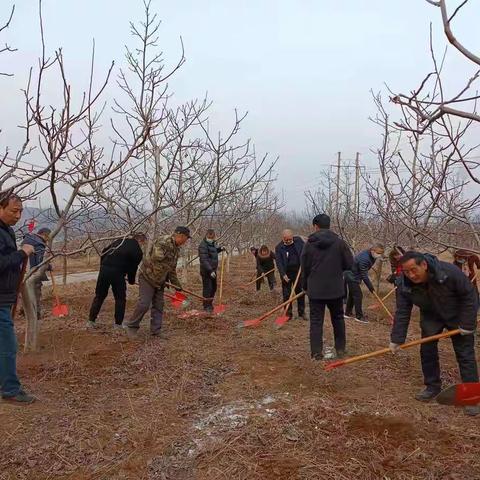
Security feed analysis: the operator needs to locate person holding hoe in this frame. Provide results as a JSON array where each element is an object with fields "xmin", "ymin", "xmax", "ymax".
[
  {"xmin": 344, "ymin": 242, "xmax": 385, "ymax": 323},
  {"xmin": 126, "ymin": 226, "xmax": 190, "ymax": 338},
  {"xmin": 0, "ymin": 191, "xmax": 36, "ymax": 404},
  {"xmin": 389, "ymin": 251, "xmax": 480, "ymax": 416},
  {"xmin": 301, "ymin": 214, "xmax": 353, "ymax": 360},
  {"xmin": 255, "ymin": 245, "xmax": 277, "ymax": 292},
  {"xmin": 198, "ymin": 229, "xmax": 226, "ymax": 313}
]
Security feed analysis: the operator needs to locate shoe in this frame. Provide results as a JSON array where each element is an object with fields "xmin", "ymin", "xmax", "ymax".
[
  {"xmin": 126, "ymin": 327, "xmax": 140, "ymax": 340},
  {"xmin": 414, "ymin": 388, "xmax": 441, "ymax": 402},
  {"xmin": 336, "ymin": 350, "xmax": 347, "ymax": 359},
  {"xmin": 464, "ymin": 405, "xmax": 480, "ymax": 416},
  {"xmin": 354, "ymin": 317, "xmax": 369, "ymax": 324},
  {"xmin": 86, "ymin": 321, "xmax": 98, "ymax": 329},
  {"xmin": 2, "ymin": 390, "xmax": 36, "ymax": 405},
  {"xmin": 151, "ymin": 331, "xmax": 169, "ymax": 340},
  {"xmin": 298, "ymin": 313, "xmax": 307, "ymax": 321},
  {"xmin": 113, "ymin": 324, "xmax": 124, "ymax": 331},
  {"xmin": 311, "ymin": 353, "xmax": 324, "ymax": 361}
]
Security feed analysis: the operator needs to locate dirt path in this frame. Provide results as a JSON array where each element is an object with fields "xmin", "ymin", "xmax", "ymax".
[{"xmin": 2, "ymin": 255, "xmax": 479, "ymax": 479}]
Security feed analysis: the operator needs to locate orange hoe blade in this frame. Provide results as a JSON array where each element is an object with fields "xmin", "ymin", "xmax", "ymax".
[
  {"xmin": 436, "ymin": 383, "xmax": 480, "ymax": 407},
  {"xmin": 50, "ymin": 272, "xmax": 69, "ymax": 318}
]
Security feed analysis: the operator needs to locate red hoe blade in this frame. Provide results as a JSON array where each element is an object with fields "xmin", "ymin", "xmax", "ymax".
[
  {"xmin": 166, "ymin": 292, "xmax": 189, "ymax": 309},
  {"xmin": 436, "ymin": 383, "xmax": 480, "ymax": 407},
  {"xmin": 275, "ymin": 269, "xmax": 301, "ymax": 329},
  {"xmin": 214, "ymin": 304, "xmax": 226, "ymax": 315},
  {"xmin": 50, "ymin": 272, "xmax": 69, "ymax": 318}
]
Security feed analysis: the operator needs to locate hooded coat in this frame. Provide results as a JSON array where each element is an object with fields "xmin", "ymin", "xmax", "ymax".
[
  {"xmin": 391, "ymin": 254, "xmax": 479, "ymax": 344},
  {"xmin": 301, "ymin": 229, "xmax": 353, "ymax": 300}
]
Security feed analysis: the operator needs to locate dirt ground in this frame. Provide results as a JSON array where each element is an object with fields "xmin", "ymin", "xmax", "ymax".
[{"xmin": 1, "ymin": 255, "xmax": 480, "ymax": 480}]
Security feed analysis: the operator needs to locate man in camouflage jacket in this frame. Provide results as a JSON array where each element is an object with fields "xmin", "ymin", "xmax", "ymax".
[{"xmin": 126, "ymin": 226, "xmax": 190, "ymax": 337}]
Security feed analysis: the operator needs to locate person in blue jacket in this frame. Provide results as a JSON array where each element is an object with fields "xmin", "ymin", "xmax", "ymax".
[
  {"xmin": 21, "ymin": 227, "xmax": 52, "ymax": 320},
  {"xmin": 344, "ymin": 243, "xmax": 385, "ymax": 323},
  {"xmin": 275, "ymin": 229, "xmax": 305, "ymax": 319}
]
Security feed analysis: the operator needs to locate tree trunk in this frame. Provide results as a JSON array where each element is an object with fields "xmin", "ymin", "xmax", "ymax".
[{"xmin": 22, "ymin": 279, "xmax": 39, "ymax": 352}]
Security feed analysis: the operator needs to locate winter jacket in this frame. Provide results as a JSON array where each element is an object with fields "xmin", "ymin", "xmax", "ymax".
[
  {"xmin": 100, "ymin": 238, "xmax": 143, "ymax": 284},
  {"xmin": 21, "ymin": 233, "xmax": 51, "ymax": 281},
  {"xmin": 301, "ymin": 230, "xmax": 353, "ymax": 300},
  {"xmin": 346, "ymin": 249, "xmax": 376, "ymax": 292},
  {"xmin": 256, "ymin": 252, "xmax": 276, "ymax": 273},
  {"xmin": 140, "ymin": 235, "xmax": 181, "ymax": 289},
  {"xmin": 0, "ymin": 220, "xmax": 27, "ymax": 307},
  {"xmin": 453, "ymin": 249, "xmax": 480, "ymax": 285},
  {"xmin": 275, "ymin": 236, "xmax": 305, "ymax": 278},
  {"xmin": 198, "ymin": 239, "xmax": 223, "ymax": 274},
  {"xmin": 391, "ymin": 254, "xmax": 479, "ymax": 344}
]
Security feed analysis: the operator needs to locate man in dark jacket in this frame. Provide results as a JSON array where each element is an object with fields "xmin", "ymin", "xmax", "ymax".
[
  {"xmin": 275, "ymin": 229, "xmax": 305, "ymax": 319},
  {"xmin": 0, "ymin": 191, "xmax": 35, "ymax": 404},
  {"xmin": 88, "ymin": 233, "xmax": 145, "ymax": 329},
  {"xmin": 255, "ymin": 245, "xmax": 276, "ymax": 292},
  {"xmin": 301, "ymin": 214, "xmax": 353, "ymax": 360},
  {"xmin": 389, "ymin": 251, "xmax": 480, "ymax": 416},
  {"xmin": 21, "ymin": 227, "xmax": 51, "ymax": 320},
  {"xmin": 198, "ymin": 229, "xmax": 225, "ymax": 312},
  {"xmin": 344, "ymin": 243, "xmax": 385, "ymax": 323}
]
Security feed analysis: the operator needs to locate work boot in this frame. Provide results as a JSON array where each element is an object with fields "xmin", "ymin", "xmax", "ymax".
[
  {"xmin": 415, "ymin": 387, "xmax": 440, "ymax": 402},
  {"xmin": 2, "ymin": 389, "xmax": 36, "ymax": 405},
  {"xmin": 113, "ymin": 323, "xmax": 124, "ymax": 332},
  {"xmin": 464, "ymin": 405, "xmax": 480, "ymax": 417},
  {"xmin": 311, "ymin": 353, "xmax": 324, "ymax": 361},
  {"xmin": 336, "ymin": 350, "xmax": 347, "ymax": 359}
]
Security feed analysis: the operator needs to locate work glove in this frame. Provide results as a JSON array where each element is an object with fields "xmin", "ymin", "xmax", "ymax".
[
  {"xmin": 459, "ymin": 328, "xmax": 475, "ymax": 336},
  {"xmin": 389, "ymin": 342, "xmax": 401, "ymax": 354},
  {"xmin": 210, "ymin": 271, "xmax": 217, "ymax": 279},
  {"xmin": 283, "ymin": 274, "xmax": 290, "ymax": 283}
]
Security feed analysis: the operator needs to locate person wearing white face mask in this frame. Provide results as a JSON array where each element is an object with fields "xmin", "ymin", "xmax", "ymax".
[
  {"xmin": 344, "ymin": 243, "xmax": 385, "ymax": 323},
  {"xmin": 198, "ymin": 229, "xmax": 226, "ymax": 313}
]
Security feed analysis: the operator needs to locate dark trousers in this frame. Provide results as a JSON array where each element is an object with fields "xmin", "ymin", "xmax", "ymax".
[
  {"xmin": 256, "ymin": 270, "xmax": 276, "ymax": 291},
  {"xmin": 309, "ymin": 298, "xmax": 346, "ymax": 357},
  {"xmin": 0, "ymin": 306, "xmax": 21, "ymax": 397},
  {"xmin": 282, "ymin": 268, "xmax": 304, "ymax": 317},
  {"xmin": 201, "ymin": 271, "xmax": 217, "ymax": 311},
  {"xmin": 420, "ymin": 316, "xmax": 479, "ymax": 390},
  {"xmin": 346, "ymin": 279, "xmax": 363, "ymax": 319},
  {"xmin": 88, "ymin": 267, "xmax": 127, "ymax": 325}
]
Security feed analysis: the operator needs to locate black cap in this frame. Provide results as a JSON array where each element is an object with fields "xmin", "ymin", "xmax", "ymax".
[
  {"xmin": 174, "ymin": 226, "xmax": 191, "ymax": 238},
  {"xmin": 312, "ymin": 214, "xmax": 330, "ymax": 229}
]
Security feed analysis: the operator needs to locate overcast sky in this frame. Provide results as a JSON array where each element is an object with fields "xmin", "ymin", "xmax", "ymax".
[{"xmin": 2, "ymin": 0, "xmax": 478, "ymax": 210}]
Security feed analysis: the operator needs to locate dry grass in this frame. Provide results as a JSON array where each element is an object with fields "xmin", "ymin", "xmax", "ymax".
[{"xmin": 1, "ymin": 255, "xmax": 479, "ymax": 479}]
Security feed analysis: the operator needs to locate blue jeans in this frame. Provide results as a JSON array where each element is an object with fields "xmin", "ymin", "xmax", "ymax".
[{"xmin": 0, "ymin": 306, "xmax": 21, "ymax": 397}]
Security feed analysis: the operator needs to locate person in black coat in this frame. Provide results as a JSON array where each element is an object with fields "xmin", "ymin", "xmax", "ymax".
[
  {"xmin": 301, "ymin": 214, "xmax": 353, "ymax": 359},
  {"xmin": 88, "ymin": 233, "xmax": 146, "ymax": 328},
  {"xmin": 198, "ymin": 229, "xmax": 225, "ymax": 312},
  {"xmin": 344, "ymin": 243, "xmax": 385, "ymax": 323},
  {"xmin": 275, "ymin": 229, "xmax": 305, "ymax": 319},
  {"xmin": 255, "ymin": 245, "xmax": 276, "ymax": 291},
  {"xmin": 0, "ymin": 191, "xmax": 35, "ymax": 404},
  {"xmin": 389, "ymin": 251, "xmax": 480, "ymax": 416}
]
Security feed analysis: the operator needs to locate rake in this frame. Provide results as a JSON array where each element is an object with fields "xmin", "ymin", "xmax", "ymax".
[{"xmin": 240, "ymin": 291, "xmax": 306, "ymax": 329}]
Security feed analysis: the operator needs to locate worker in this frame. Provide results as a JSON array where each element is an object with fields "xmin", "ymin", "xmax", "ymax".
[
  {"xmin": 21, "ymin": 227, "xmax": 52, "ymax": 321},
  {"xmin": 387, "ymin": 245, "xmax": 405, "ymax": 285},
  {"xmin": 0, "ymin": 191, "xmax": 35, "ymax": 404},
  {"xmin": 344, "ymin": 243, "xmax": 385, "ymax": 323},
  {"xmin": 198, "ymin": 229, "xmax": 225, "ymax": 312},
  {"xmin": 275, "ymin": 229, "xmax": 305, "ymax": 320},
  {"xmin": 301, "ymin": 214, "xmax": 353, "ymax": 360},
  {"xmin": 87, "ymin": 233, "xmax": 146, "ymax": 329},
  {"xmin": 389, "ymin": 251, "xmax": 480, "ymax": 416},
  {"xmin": 255, "ymin": 245, "xmax": 276, "ymax": 292},
  {"xmin": 453, "ymin": 249, "xmax": 479, "ymax": 292},
  {"xmin": 125, "ymin": 226, "xmax": 190, "ymax": 338}
]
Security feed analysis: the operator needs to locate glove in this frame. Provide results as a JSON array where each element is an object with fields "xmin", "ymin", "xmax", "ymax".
[
  {"xmin": 459, "ymin": 328, "xmax": 475, "ymax": 336},
  {"xmin": 283, "ymin": 274, "xmax": 290, "ymax": 283},
  {"xmin": 210, "ymin": 271, "xmax": 217, "ymax": 279},
  {"xmin": 389, "ymin": 342, "xmax": 401, "ymax": 354}
]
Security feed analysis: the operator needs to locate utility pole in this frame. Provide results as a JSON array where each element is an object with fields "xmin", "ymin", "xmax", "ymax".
[{"xmin": 336, "ymin": 152, "xmax": 341, "ymax": 227}]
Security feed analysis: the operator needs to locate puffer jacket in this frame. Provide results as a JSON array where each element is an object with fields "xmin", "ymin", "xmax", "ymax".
[
  {"xmin": 140, "ymin": 235, "xmax": 181, "ymax": 289},
  {"xmin": 391, "ymin": 254, "xmax": 479, "ymax": 344},
  {"xmin": 0, "ymin": 220, "xmax": 27, "ymax": 307},
  {"xmin": 198, "ymin": 238, "xmax": 223, "ymax": 274}
]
